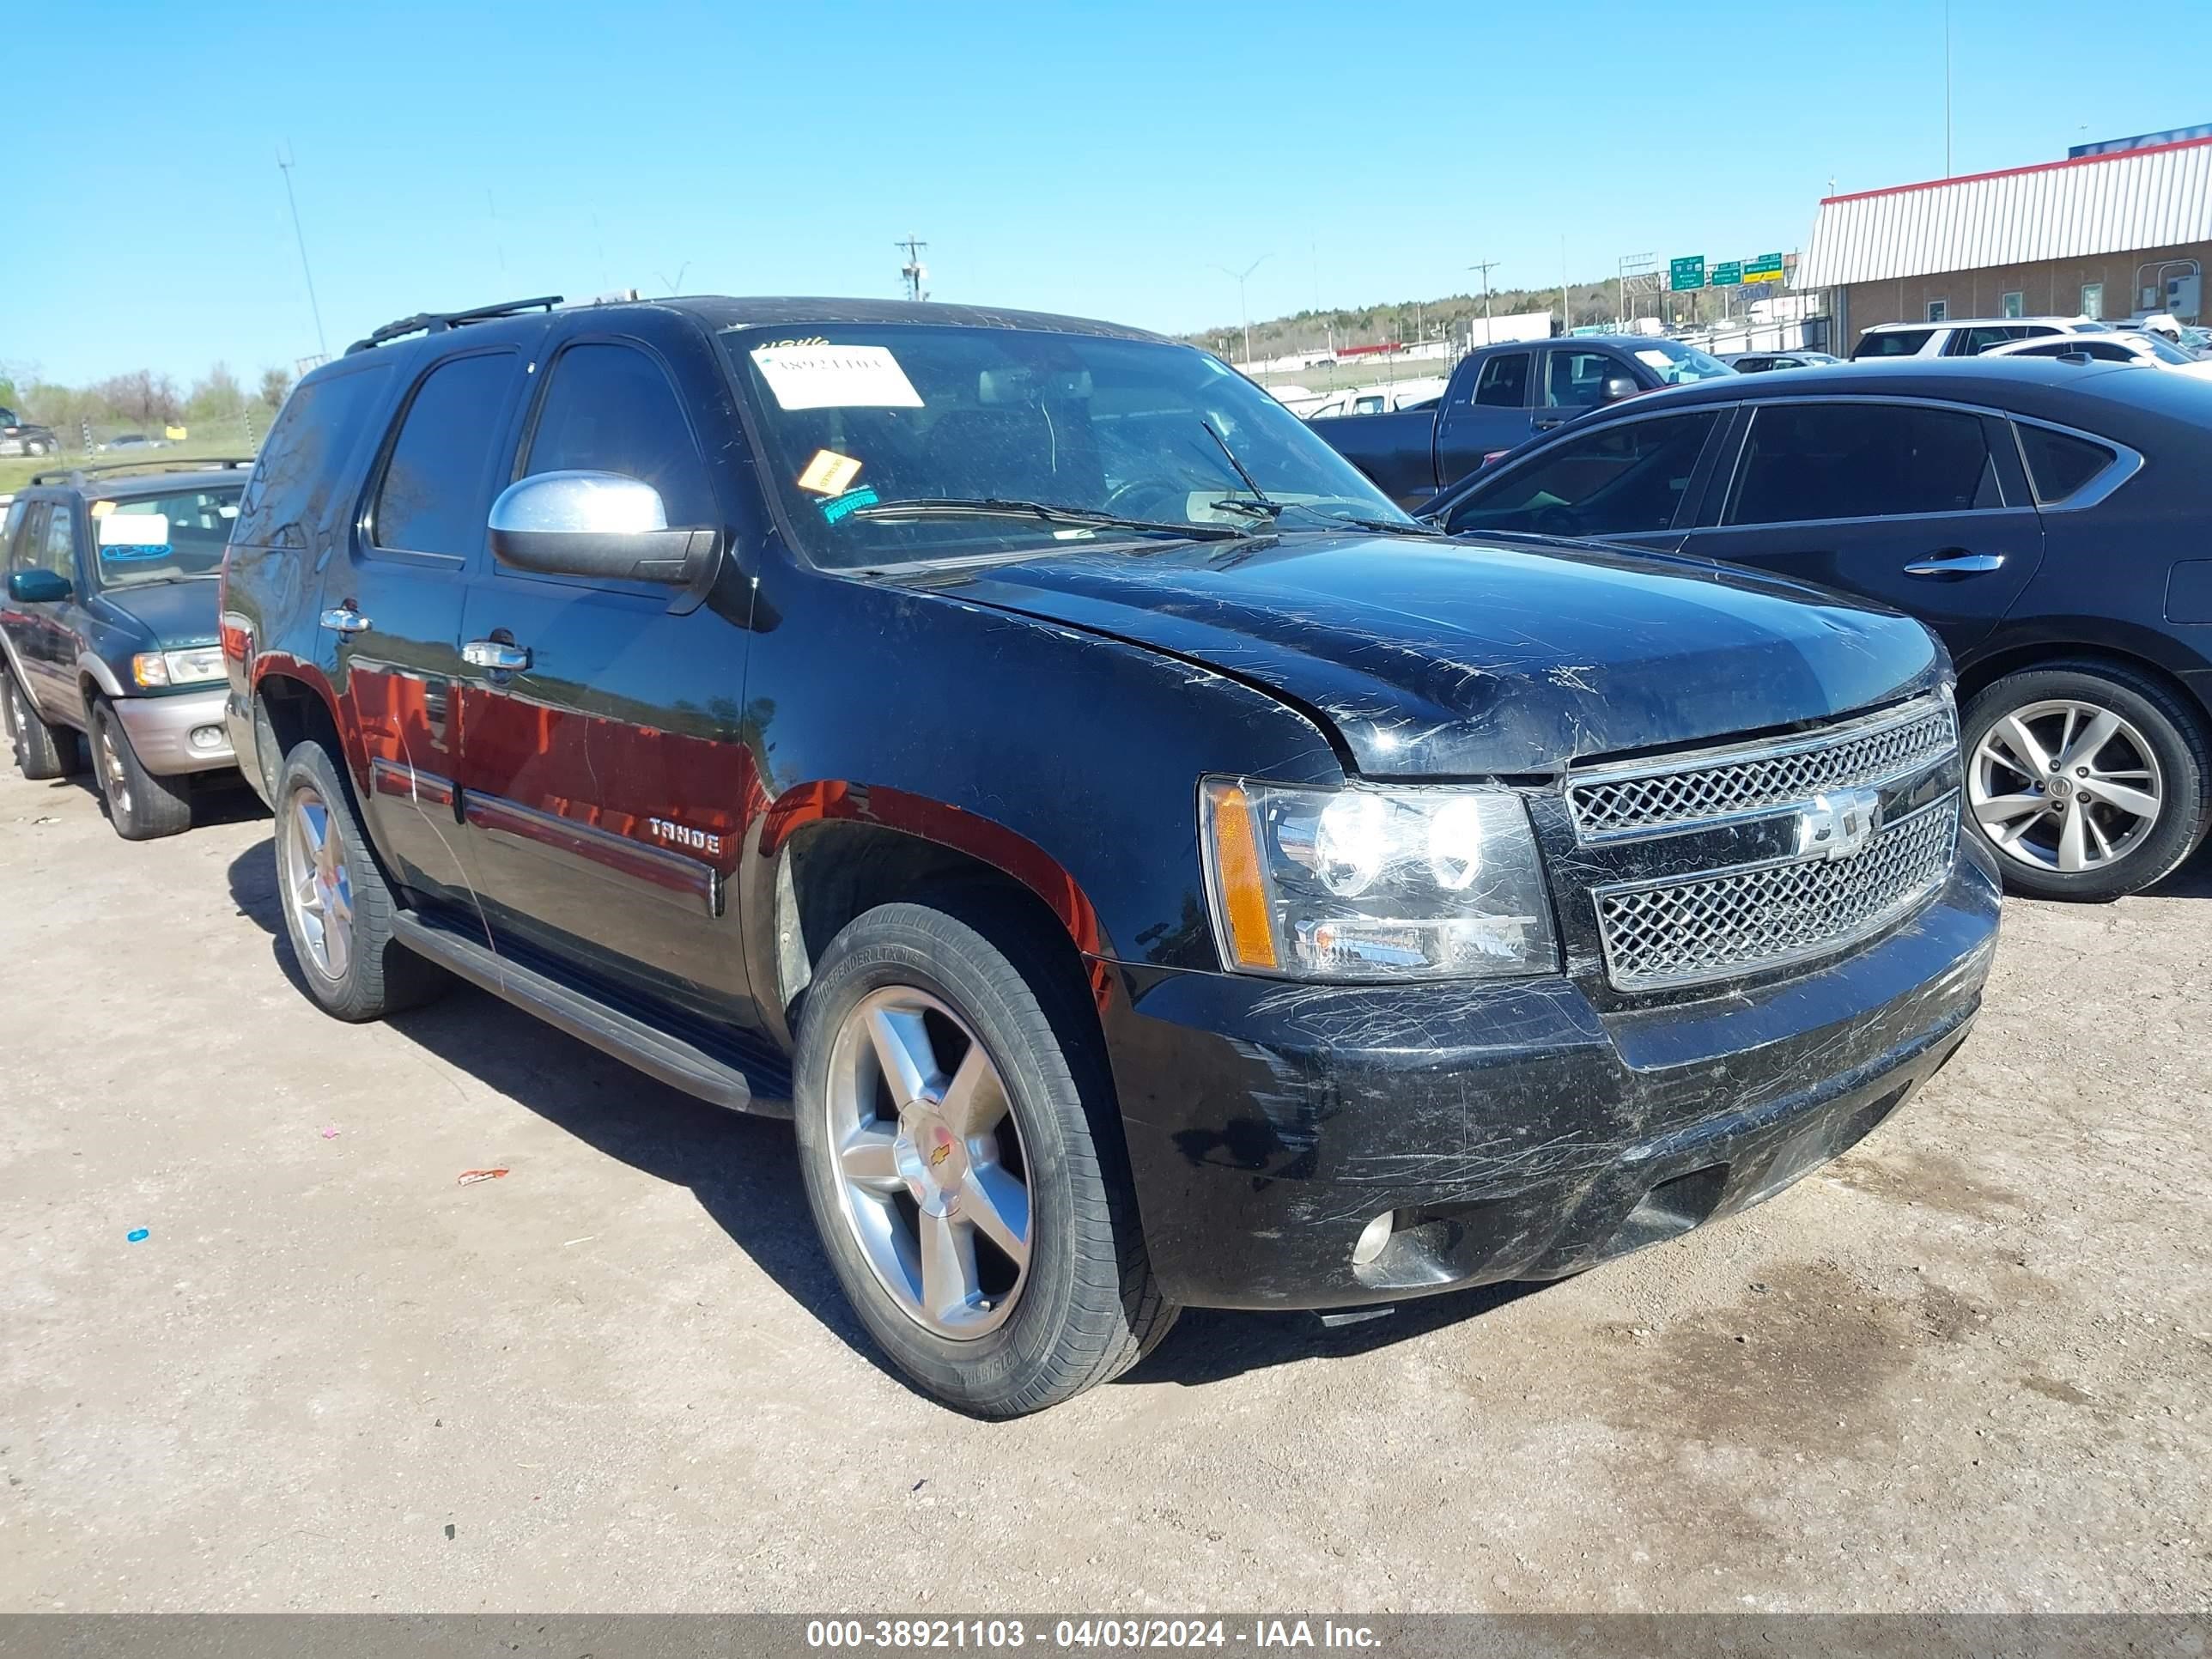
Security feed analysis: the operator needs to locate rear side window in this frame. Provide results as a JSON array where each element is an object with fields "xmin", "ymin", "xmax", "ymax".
[
  {"xmin": 1852, "ymin": 329, "xmax": 1933, "ymax": 359},
  {"xmin": 1727, "ymin": 403, "xmax": 2002, "ymax": 526},
  {"xmin": 0, "ymin": 500, "xmax": 26, "ymax": 562},
  {"xmin": 234, "ymin": 362, "xmax": 394, "ymax": 549},
  {"xmin": 520, "ymin": 343, "xmax": 714, "ymax": 526},
  {"xmin": 2015, "ymin": 423, "xmax": 2119, "ymax": 503},
  {"xmin": 1472, "ymin": 353, "xmax": 1530, "ymax": 408},
  {"xmin": 372, "ymin": 353, "xmax": 519, "ymax": 557}
]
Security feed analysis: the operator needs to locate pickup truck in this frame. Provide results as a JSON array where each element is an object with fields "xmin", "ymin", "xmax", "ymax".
[
  {"xmin": 217, "ymin": 293, "xmax": 1993, "ymax": 1417},
  {"xmin": 1310, "ymin": 335, "xmax": 1735, "ymax": 505},
  {"xmin": 0, "ymin": 406, "xmax": 61, "ymax": 459}
]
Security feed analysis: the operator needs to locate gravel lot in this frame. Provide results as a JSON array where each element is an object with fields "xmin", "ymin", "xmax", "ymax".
[{"xmin": 1, "ymin": 764, "xmax": 2207, "ymax": 1614}]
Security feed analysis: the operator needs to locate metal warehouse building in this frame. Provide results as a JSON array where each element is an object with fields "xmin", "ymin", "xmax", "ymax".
[{"xmin": 1797, "ymin": 132, "xmax": 2212, "ymax": 346}]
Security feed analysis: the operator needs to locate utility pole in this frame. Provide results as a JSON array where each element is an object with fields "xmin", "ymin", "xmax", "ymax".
[
  {"xmin": 1943, "ymin": 0, "xmax": 1954, "ymax": 176},
  {"xmin": 276, "ymin": 144, "xmax": 328, "ymax": 363},
  {"xmin": 1560, "ymin": 237, "xmax": 1570, "ymax": 335},
  {"xmin": 1212, "ymin": 255, "xmax": 1269, "ymax": 366},
  {"xmin": 1467, "ymin": 258, "xmax": 1499, "ymax": 346},
  {"xmin": 896, "ymin": 235, "xmax": 929, "ymax": 302}
]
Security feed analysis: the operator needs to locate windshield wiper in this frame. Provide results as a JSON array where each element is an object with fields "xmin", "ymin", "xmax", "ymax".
[
  {"xmin": 848, "ymin": 498, "xmax": 1246, "ymax": 542},
  {"xmin": 1206, "ymin": 497, "xmax": 1437, "ymax": 537}
]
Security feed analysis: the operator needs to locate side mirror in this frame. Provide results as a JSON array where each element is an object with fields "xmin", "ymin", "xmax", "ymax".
[
  {"xmin": 7, "ymin": 568, "xmax": 71, "ymax": 603},
  {"xmin": 1599, "ymin": 375, "xmax": 1642, "ymax": 404},
  {"xmin": 487, "ymin": 471, "xmax": 715, "ymax": 586}
]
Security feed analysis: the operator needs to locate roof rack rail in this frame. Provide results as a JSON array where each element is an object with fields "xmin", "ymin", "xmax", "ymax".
[
  {"xmin": 345, "ymin": 295, "xmax": 565, "ymax": 356},
  {"xmin": 30, "ymin": 459, "xmax": 255, "ymax": 487}
]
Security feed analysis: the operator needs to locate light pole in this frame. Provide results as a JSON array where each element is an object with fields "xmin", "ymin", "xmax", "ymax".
[{"xmin": 1212, "ymin": 256, "xmax": 1270, "ymax": 365}]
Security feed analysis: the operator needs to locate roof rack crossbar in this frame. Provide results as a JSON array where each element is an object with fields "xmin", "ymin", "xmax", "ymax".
[
  {"xmin": 345, "ymin": 295, "xmax": 564, "ymax": 355},
  {"xmin": 29, "ymin": 459, "xmax": 255, "ymax": 486}
]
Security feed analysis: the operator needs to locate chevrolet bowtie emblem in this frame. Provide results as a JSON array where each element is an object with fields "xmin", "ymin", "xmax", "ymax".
[{"xmin": 1796, "ymin": 787, "xmax": 1882, "ymax": 860}]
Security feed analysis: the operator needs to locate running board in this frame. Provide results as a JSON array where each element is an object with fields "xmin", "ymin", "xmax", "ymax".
[{"xmin": 390, "ymin": 912, "xmax": 790, "ymax": 1119}]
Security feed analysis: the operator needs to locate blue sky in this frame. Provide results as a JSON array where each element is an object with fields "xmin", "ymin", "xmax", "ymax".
[{"xmin": 8, "ymin": 0, "xmax": 2205, "ymax": 386}]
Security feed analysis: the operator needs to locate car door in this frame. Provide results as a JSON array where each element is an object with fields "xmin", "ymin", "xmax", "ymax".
[
  {"xmin": 1680, "ymin": 398, "xmax": 2045, "ymax": 654},
  {"xmin": 1434, "ymin": 349, "xmax": 1535, "ymax": 486},
  {"xmin": 14, "ymin": 500, "xmax": 89, "ymax": 720},
  {"xmin": 331, "ymin": 344, "xmax": 533, "ymax": 907},
  {"xmin": 0, "ymin": 500, "xmax": 46, "ymax": 700},
  {"xmin": 454, "ymin": 327, "xmax": 753, "ymax": 1021},
  {"xmin": 1437, "ymin": 404, "xmax": 1730, "ymax": 555}
]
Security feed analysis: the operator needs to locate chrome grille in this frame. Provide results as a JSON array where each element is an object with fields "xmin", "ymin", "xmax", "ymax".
[
  {"xmin": 1568, "ymin": 698, "xmax": 1958, "ymax": 841},
  {"xmin": 1594, "ymin": 795, "xmax": 1959, "ymax": 991}
]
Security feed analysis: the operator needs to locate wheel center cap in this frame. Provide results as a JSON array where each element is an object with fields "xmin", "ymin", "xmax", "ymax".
[
  {"xmin": 894, "ymin": 1107, "xmax": 967, "ymax": 1217},
  {"xmin": 2049, "ymin": 776, "xmax": 2075, "ymax": 799}
]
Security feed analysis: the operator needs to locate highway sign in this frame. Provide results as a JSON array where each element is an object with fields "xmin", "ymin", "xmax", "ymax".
[
  {"xmin": 1668, "ymin": 256, "xmax": 1705, "ymax": 292},
  {"xmin": 1711, "ymin": 262, "xmax": 1743, "ymax": 287},
  {"xmin": 1745, "ymin": 252, "xmax": 1785, "ymax": 284}
]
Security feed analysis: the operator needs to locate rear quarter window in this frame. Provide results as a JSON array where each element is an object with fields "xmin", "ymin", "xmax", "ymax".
[
  {"xmin": 2015, "ymin": 423, "xmax": 2120, "ymax": 503},
  {"xmin": 1853, "ymin": 330, "xmax": 1934, "ymax": 358},
  {"xmin": 234, "ymin": 361, "xmax": 397, "ymax": 549}
]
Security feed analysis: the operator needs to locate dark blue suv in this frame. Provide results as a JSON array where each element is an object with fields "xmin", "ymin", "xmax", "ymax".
[{"xmin": 1, "ymin": 462, "xmax": 249, "ymax": 838}]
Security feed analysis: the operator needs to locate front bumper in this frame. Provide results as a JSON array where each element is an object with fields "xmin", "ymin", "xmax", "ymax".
[
  {"xmin": 1100, "ymin": 842, "xmax": 2001, "ymax": 1310},
  {"xmin": 113, "ymin": 686, "xmax": 235, "ymax": 776}
]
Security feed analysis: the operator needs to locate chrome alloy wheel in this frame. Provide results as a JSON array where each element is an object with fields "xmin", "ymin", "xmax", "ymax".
[
  {"xmin": 1970, "ymin": 698, "xmax": 2165, "ymax": 874},
  {"xmin": 97, "ymin": 720, "xmax": 132, "ymax": 816},
  {"xmin": 280, "ymin": 784, "xmax": 355, "ymax": 982},
  {"xmin": 823, "ymin": 987, "xmax": 1032, "ymax": 1340}
]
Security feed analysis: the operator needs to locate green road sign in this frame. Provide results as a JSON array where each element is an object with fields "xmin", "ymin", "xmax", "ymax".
[
  {"xmin": 1745, "ymin": 252, "xmax": 1785, "ymax": 284},
  {"xmin": 1668, "ymin": 255, "xmax": 1705, "ymax": 292},
  {"xmin": 1711, "ymin": 261, "xmax": 1743, "ymax": 287}
]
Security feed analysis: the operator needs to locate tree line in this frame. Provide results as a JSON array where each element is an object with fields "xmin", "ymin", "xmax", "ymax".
[{"xmin": 0, "ymin": 362, "xmax": 292, "ymax": 435}]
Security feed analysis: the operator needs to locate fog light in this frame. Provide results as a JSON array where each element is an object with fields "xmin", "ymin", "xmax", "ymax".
[
  {"xmin": 1352, "ymin": 1210, "xmax": 1395, "ymax": 1267},
  {"xmin": 189, "ymin": 726, "xmax": 223, "ymax": 750}
]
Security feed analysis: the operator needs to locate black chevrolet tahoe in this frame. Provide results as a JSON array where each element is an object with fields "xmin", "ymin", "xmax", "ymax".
[{"xmin": 218, "ymin": 295, "xmax": 2001, "ymax": 1417}]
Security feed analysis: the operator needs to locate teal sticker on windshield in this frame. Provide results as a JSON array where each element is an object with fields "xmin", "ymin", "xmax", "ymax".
[
  {"xmin": 822, "ymin": 485, "xmax": 878, "ymax": 525},
  {"xmin": 98, "ymin": 511, "xmax": 172, "ymax": 560}
]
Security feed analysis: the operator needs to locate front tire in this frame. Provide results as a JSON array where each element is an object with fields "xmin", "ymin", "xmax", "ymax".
[
  {"xmin": 1962, "ymin": 662, "xmax": 2210, "ymax": 900},
  {"xmin": 792, "ymin": 901, "xmax": 1176, "ymax": 1417},
  {"xmin": 3, "ymin": 667, "xmax": 79, "ymax": 781},
  {"xmin": 272, "ymin": 739, "xmax": 446, "ymax": 1020},
  {"xmin": 90, "ymin": 699, "xmax": 193, "ymax": 840}
]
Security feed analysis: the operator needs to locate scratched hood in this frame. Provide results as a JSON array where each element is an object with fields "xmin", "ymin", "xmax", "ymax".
[{"xmin": 945, "ymin": 532, "xmax": 1942, "ymax": 775}]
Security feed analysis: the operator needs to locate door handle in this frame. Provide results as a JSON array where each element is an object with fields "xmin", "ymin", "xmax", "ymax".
[
  {"xmin": 319, "ymin": 606, "xmax": 372, "ymax": 634},
  {"xmin": 1903, "ymin": 550, "xmax": 2006, "ymax": 579},
  {"xmin": 462, "ymin": 639, "xmax": 532, "ymax": 672},
  {"xmin": 1532, "ymin": 418, "xmax": 1565, "ymax": 432}
]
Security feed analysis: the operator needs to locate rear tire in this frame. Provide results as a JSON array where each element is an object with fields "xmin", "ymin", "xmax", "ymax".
[
  {"xmin": 272, "ymin": 739, "xmax": 447, "ymax": 1021},
  {"xmin": 792, "ymin": 901, "xmax": 1176, "ymax": 1417},
  {"xmin": 3, "ymin": 667, "xmax": 78, "ymax": 781},
  {"xmin": 90, "ymin": 698, "xmax": 193, "ymax": 841},
  {"xmin": 1961, "ymin": 661, "xmax": 2209, "ymax": 901}
]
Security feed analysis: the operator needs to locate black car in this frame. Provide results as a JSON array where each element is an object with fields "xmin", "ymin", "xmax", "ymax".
[
  {"xmin": 1419, "ymin": 356, "xmax": 2212, "ymax": 899},
  {"xmin": 1, "ymin": 462, "xmax": 252, "ymax": 837},
  {"xmin": 0, "ymin": 405, "xmax": 60, "ymax": 459},
  {"xmin": 217, "ymin": 295, "xmax": 1996, "ymax": 1416}
]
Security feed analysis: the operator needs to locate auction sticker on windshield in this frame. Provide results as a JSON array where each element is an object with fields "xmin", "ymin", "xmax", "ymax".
[
  {"xmin": 98, "ymin": 512, "xmax": 171, "ymax": 558},
  {"xmin": 751, "ymin": 343, "xmax": 923, "ymax": 410}
]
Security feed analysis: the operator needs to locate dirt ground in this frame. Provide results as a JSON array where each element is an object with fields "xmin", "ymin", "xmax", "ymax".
[{"xmin": 0, "ymin": 763, "xmax": 2206, "ymax": 1614}]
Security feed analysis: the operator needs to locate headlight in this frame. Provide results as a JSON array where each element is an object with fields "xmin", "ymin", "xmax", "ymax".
[
  {"xmin": 1200, "ymin": 778, "xmax": 1559, "ymax": 981},
  {"xmin": 131, "ymin": 647, "xmax": 226, "ymax": 688}
]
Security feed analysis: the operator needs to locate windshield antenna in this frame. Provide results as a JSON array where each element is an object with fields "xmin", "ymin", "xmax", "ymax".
[{"xmin": 1199, "ymin": 418, "xmax": 1272, "ymax": 502}]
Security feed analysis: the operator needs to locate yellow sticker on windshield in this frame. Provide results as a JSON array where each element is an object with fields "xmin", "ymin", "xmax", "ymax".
[
  {"xmin": 89, "ymin": 500, "xmax": 115, "ymax": 518},
  {"xmin": 797, "ymin": 449, "xmax": 863, "ymax": 496}
]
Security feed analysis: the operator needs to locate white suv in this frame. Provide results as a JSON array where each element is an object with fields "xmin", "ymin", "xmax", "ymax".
[{"xmin": 1850, "ymin": 316, "xmax": 2112, "ymax": 360}]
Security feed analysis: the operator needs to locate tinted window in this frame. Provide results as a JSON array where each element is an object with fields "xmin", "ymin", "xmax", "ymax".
[
  {"xmin": 523, "ymin": 343, "xmax": 715, "ymax": 526},
  {"xmin": 2016, "ymin": 424, "xmax": 2118, "ymax": 503},
  {"xmin": 1543, "ymin": 350, "xmax": 1622, "ymax": 410},
  {"xmin": 1446, "ymin": 411, "xmax": 1719, "ymax": 538},
  {"xmin": 1853, "ymin": 329, "xmax": 1933, "ymax": 359},
  {"xmin": 1956, "ymin": 325, "xmax": 2028, "ymax": 354},
  {"xmin": 5, "ymin": 505, "xmax": 45, "ymax": 571},
  {"xmin": 234, "ymin": 361, "xmax": 395, "ymax": 550},
  {"xmin": 1472, "ymin": 353, "xmax": 1529, "ymax": 408},
  {"xmin": 373, "ymin": 353, "xmax": 518, "ymax": 556},
  {"xmin": 1728, "ymin": 403, "xmax": 2002, "ymax": 526}
]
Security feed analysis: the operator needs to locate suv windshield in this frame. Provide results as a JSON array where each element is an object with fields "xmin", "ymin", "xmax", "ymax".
[
  {"xmin": 722, "ymin": 325, "xmax": 1413, "ymax": 568},
  {"xmin": 92, "ymin": 486, "xmax": 242, "ymax": 588},
  {"xmin": 1621, "ymin": 340, "xmax": 1735, "ymax": 385}
]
